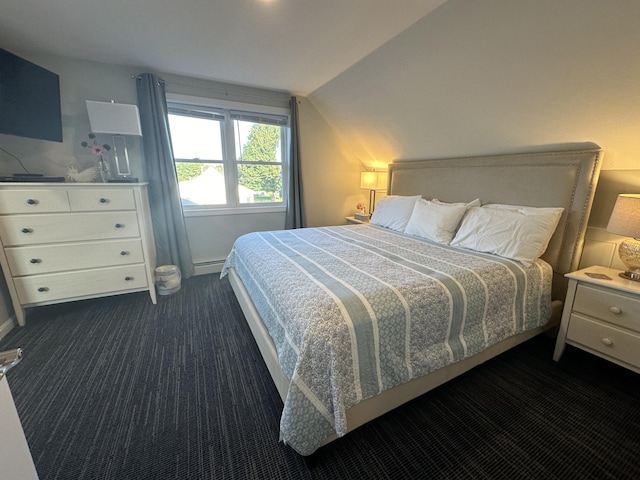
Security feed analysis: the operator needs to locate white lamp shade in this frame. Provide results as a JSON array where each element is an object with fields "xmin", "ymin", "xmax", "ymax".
[
  {"xmin": 86, "ymin": 100, "xmax": 142, "ymax": 136},
  {"xmin": 360, "ymin": 171, "xmax": 388, "ymax": 191},
  {"xmin": 607, "ymin": 194, "xmax": 640, "ymax": 238}
]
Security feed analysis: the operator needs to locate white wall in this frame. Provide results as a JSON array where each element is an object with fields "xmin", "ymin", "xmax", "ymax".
[
  {"xmin": 309, "ymin": 0, "xmax": 640, "ymax": 172},
  {"xmin": 297, "ymin": 97, "xmax": 368, "ymax": 227}
]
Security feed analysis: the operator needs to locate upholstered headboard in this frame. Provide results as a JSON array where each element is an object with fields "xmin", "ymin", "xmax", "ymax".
[{"xmin": 388, "ymin": 148, "xmax": 603, "ymax": 300}]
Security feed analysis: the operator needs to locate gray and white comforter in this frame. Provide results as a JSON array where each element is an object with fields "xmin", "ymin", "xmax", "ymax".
[{"xmin": 221, "ymin": 224, "xmax": 553, "ymax": 455}]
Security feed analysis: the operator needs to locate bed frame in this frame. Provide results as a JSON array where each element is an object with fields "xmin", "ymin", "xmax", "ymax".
[{"xmin": 227, "ymin": 148, "xmax": 603, "ymax": 452}]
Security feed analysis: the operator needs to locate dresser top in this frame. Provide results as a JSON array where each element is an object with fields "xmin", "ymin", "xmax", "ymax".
[{"xmin": 0, "ymin": 182, "xmax": 148, "ymax": 188}]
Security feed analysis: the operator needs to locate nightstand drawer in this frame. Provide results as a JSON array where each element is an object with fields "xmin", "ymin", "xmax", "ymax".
[
  {"xmin": 573, "ymin": 284, "xmax": 640, "ymax": 334},
  {"xmin": 567, "ymin": 313, "xmax": 640, "ymax": 369}
]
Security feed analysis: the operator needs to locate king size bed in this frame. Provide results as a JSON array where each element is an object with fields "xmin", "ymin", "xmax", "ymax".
[{"xmin": 221, "ymin": 148, "xmax": 602, "ymax": 456}]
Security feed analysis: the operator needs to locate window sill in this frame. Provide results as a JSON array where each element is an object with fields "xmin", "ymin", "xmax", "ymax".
[{"xmin": 183, "ymin": 205, "xmax": 286, "ymax": 217}]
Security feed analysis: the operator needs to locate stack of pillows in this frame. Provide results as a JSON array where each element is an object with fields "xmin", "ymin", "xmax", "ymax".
[{"xmin": 369, "ymin": 195, "xmax": 564, "ymax": 267}]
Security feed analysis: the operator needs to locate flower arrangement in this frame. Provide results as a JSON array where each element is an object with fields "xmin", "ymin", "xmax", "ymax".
[
  {"xmin": 356, "ymin": 202, "xmax": 367, "ymax": 214},
  {"xmin": 81, "ymin": 133, "xmax": 111, "ymax": 181}
]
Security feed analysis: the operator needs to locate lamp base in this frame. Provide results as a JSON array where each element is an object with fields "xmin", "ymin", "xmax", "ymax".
[
  {"xmin": 619, "ymin": 271, "xmax": 640, "ymax": 282},
  {"xmin": 618, "ymin": 238, "xmax": 640, "ymax": 282}
]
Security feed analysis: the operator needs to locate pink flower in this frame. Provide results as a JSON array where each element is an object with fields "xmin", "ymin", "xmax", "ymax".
[
  {"xmin": 356, "ymin": 202, "xmax": 366, "ymax": 211},
  {"xmin": 90, "ymin": 145, "xmax": 107, "ymax": 156}
]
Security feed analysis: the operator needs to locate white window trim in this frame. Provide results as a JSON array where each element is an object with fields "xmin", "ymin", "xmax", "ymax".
[
  {"xmin": 167, "ymin": 93, "xmax": 290, "ymax": 119},
  {"xmin": 166, "ymin": 93, "xmax": 290, "ymax": 214}
]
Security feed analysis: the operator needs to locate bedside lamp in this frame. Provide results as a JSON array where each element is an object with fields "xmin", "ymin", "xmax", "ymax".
[
  {"xmin": 606, "ymin": 193, "xmax": 640, "ymax": 281},
  {"xmin": 86, "ymin": 100, "xmax": 143, "ymax": 180},
  {"xmin": 360, "ymin": 171, "xmax": 388, "ymax": 214}
]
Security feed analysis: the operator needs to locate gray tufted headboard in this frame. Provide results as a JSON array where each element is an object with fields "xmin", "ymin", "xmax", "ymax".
[{"xmin": 388, "ymin": 148, "xmax": 603, "ymax": 301}]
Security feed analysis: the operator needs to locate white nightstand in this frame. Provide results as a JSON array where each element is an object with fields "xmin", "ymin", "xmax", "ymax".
[
  {"xmin": 553, "ymin": 265, "xmax": 640, "ymax": 374},
  {"xmin": 345, "ymin": 216, "xmax": 369, "ymax": 225}
]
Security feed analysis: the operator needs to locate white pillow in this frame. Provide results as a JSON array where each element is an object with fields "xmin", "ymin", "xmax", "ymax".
[
  {"xmin": 370, "ymin": 195, "xmax": 422, "ymax": 232},
  {"xmin": 405, "ymin": 199, "xmax": 470, "ymax": 244},
  {"xmin": 432, "ymin": 198, "xmax": 482, "ymax": 209},
  {"xmin": 483, "ymin": 203, "xmax": 564, "ymax": 215},
  {"xmin": 450, "ymin": 205, "xmax": 564, "ymax": 266}
]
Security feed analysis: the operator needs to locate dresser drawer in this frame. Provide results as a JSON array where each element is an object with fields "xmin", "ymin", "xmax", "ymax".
[
  {"xmin": 5, "ymin": 239, "xmax": 145, "ymax": 276},
  {"xmin": 14, "ymin": 264, "xmax": 149, "ymax": 304},
  {"xmin": 573, "ymin": 284, "xmax": 640, "ymax": 334},
  {"xmin": 68, "ymin": 188, "xmax": 136, "ymax": 211},
  {"xmin": 0, "ymin": 212, "xmax": 140, "ymax": 246},
  {"xmin": 567, "ymin": 313, "xmax": 640, "ymax": 369},
  {"xmin": 0, "ymin": 189, "xmax": 70, "ymax": 214}
]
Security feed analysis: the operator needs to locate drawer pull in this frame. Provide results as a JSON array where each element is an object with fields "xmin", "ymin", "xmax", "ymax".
[
  {"xmin": 115, "ymin": 223, "xmax": 124, "ymax": 229},
  {"xmin": 26, "ymin": 198, "xmax": 39, "ymax": 205},
  {"xmin": 21, "ymin": 228, "xmax": 33, "ymax": 234},
  {"xmin": 37, "ymin": 287, "xmax": 49, "ymax": 293},
  {"xmin": 29, "ymin": 258, "xmax": 41, "ymax": 264},
  {"xmin": 120, "ymin": 251, "xmax": 129, "ymax": 256},
  {"xmin": 601, "ymin": 337, "xmax": 614, "ymax": 347},
  {"xmin": 99, "ymin": 198, "xmax": 109, "ymax": 204},
  {"xmin": 124, "ymin": 276, "xmax": 134, "ymax": 281},
  {"xmin": 609, "ymin": 306, "xmax": 622, "ymax": 315}
]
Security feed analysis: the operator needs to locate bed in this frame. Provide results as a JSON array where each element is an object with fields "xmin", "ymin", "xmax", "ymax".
[{"xmin": 221, "ymin": 148, "xmax": 602, "ymax": 456}]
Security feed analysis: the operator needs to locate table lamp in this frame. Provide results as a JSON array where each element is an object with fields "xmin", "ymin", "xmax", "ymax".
[
  {"xmin": 360, "ymin": 171, "xmax": 388, "ymax": 215},
  {"xmin": 86, "ymin": 100, "xmax": 142, "ymax": 180},
  {"xmin": 606, "ymin": 193, "xmax": 640, "ymax": 281}
]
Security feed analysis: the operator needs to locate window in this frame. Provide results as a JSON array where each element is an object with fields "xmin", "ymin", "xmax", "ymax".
[{"xmin": 167, "ymin": 98, "xmax": 289, "ymax": 210}]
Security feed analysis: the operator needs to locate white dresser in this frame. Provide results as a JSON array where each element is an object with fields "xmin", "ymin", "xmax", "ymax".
[{"xmin": 0, "ymin": 183, "xmax": 157, "ymax": 326}]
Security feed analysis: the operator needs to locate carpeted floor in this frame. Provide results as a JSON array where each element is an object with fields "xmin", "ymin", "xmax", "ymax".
[{"xmin": 0, "ymin": 274, "xmax": 638, "ymax": 480}]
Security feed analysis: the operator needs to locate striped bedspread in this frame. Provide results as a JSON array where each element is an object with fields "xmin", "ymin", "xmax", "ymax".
[{"xmin": 221, "ymin": 224, "xmax": 553, "ymax": 455}]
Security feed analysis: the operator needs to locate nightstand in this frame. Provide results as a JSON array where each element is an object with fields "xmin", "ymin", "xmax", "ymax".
[
  {"xmin": 345, "ymin": 216, "xmax": 369, "ymax": 225},
  {"xmin": 553, "ymin": 265, "xmax": 640, "ymax": 373}
]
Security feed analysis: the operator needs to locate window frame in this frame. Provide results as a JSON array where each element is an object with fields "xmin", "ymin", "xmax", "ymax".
[{"xmin": 166, "ymin": 93, "xmax": 290, "ymax": 215}]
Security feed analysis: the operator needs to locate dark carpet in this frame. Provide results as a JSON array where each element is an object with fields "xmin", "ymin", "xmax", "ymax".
[{"xmin": 0, "ymin": 274, "xmax": 638, "ymax": 480}]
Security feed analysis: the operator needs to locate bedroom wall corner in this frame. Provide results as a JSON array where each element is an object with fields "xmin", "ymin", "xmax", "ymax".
[{"xmin": 297, "ymin": 97, "xmax": 368, "ymax": 227}]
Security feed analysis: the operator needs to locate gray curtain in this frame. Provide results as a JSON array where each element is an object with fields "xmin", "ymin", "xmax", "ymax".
[
  {"xmin": 285, "ymin": 96, "xmax": 306, "ymax": 229},
  {"xmin": 136, "ymin": 73, "xmax": 195, "ymax": 278}
]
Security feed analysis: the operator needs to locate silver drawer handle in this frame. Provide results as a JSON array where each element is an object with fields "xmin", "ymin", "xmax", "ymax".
[
  {"xmin": 115, "ymin": 223, "xmax": 124, "ymax": 229},
  {"xmin": 26, "ymin": 198, "xmax": 39, "ymax": 205},
  {"xmin": 21, "ymin": 227, "xmax": 33, "ymax": 234},
  {"xmin": 609, "ymin": 306, "xmax": 622, "ymax": 315},
  {"xmin": 29, "ymin": 258, "xmax": 41, "ymax": 264},
  {"xmin": 37, "ymin": 287, "xmax": 49, "ymax": 293},
  {"xmin": 99, "ymin": 198, "xmax": 109, "ymax": 204},
  {"xmin": 120, "ymin": 251, "xmax": 129, "ymax": 256},
  {"xmin": 124, "ymin": 276, "xmax": 134, "ymax": 281},
  {"xmin": 601, "ymin": 337, "xmax": 613, "ymax": 347}
]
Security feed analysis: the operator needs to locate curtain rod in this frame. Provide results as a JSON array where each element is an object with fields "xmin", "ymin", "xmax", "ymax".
[{"xmin": 131, "ymin": 74, "xmax": 289, "ymax": 103}]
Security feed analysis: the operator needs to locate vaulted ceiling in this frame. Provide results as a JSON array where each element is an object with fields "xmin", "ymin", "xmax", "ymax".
[{"xmin": 0, "ymin": 0, "xmax": 446, "ymax": 95}]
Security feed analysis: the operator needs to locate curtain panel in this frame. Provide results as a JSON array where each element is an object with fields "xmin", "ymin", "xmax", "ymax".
[
  {"xmin": 284, "ymin": 96, "xmax": 306, "ymax": 230},
  {"xmin": 136, "ymin": 73, "xmax": 195, "ymax": 279}
]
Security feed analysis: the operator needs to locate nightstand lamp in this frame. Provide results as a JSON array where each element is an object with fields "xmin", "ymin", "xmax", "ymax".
[
  {"xmin": 606, "ymin": 193, "xmax": 640, "ymax": 281},
  {"xmin": 360, "ymin": 171, "xmax": 387, "ymax": 214}
]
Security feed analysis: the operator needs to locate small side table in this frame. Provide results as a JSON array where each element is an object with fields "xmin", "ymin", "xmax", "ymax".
[
  {"xmin": 553, "ymin": 265, "xmax": 640, "ymax": 374},
  {"xmin": 345, "ymin": 216, "xmax": 369, "ymax": 225}
]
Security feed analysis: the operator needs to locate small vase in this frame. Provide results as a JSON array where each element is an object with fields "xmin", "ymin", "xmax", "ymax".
[{"xmin": 98, "ymin": 156, "xmax": 111, "ymax": 182}]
